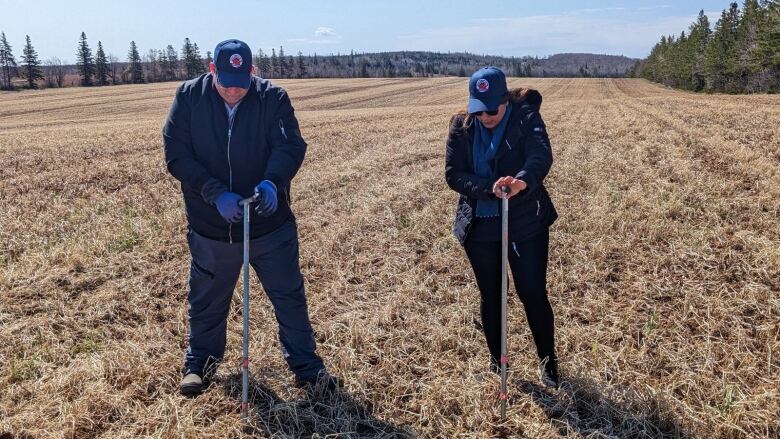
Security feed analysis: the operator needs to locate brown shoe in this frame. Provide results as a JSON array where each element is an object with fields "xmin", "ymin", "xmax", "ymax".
[{"xmin": 180, "ymin": 373, "xmax": 204, "ymax": 396}]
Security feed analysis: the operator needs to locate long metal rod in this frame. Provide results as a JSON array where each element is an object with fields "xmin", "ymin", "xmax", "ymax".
[
  {"xmin": 239, "ymin": 194, "xmax": 258, "ymax": 424},
  {"xmin": 500, "ymin": 188, "xmax": 509, "ymax": 419}
]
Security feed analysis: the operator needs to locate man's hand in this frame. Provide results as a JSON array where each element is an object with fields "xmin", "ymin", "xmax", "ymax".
[
  {"xmin": 492, "ymin": 176, "xmax": 527, "ymax": 199},
  {"xmin": 215, "ymin": 192, "xmax": 243, "ymax": 223},
  {"xmin": 254, "ymin": 180, "xmax": 278, "ymax": 217}
]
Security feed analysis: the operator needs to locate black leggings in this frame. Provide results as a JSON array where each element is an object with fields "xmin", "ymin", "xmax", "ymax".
[{"xmin": 464, "ymin": 229, "xmax": 556, "ymax": 365}]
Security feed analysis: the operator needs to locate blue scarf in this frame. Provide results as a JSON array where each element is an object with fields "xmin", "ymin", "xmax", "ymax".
[{"xmin": 472, "ymin": 105, "xmax": 512, "ymax": 218}]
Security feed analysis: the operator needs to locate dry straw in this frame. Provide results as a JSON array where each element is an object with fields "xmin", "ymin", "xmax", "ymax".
[{"xmin": 1, "ymin": 78, "xmax": 778, "ymax": 438}]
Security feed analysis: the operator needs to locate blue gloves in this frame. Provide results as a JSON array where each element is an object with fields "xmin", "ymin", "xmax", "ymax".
[
  {"xmin": 215, "ymin": 192, "xmax": 243, "ymax": 223},
  {"xmin": 254, "ymin": 180, "xmax": 278, "ymax": 217}
]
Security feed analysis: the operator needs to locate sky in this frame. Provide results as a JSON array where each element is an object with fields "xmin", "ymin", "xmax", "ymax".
[{"xmin": 0, "ymin": 1, "xmax": 732, "ymax": 62}]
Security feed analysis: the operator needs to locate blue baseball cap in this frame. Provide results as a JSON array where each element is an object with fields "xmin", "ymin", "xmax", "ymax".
[
  {"xmin": 213, "ymin": 39, "xmax": 252, "ymax": 89},
  {"xmin": 467, "ymin": 67, "xmax": 508, "ymax": 114}
]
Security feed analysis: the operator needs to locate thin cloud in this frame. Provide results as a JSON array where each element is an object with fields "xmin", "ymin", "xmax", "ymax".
[
  {"xmin": 314, "ymin": 26, "xmax": 337, "ymax": 37},
  {"xmin": 287, "ymin": 26, "xmax": 340, "ymax": 45}
]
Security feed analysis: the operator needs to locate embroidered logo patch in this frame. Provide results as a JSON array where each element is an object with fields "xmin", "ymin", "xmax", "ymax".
[
  {"xmin": 476, "ymin": 78, "xmax": 490, "ymax": 93},
  {"xmin": 229, "ymin": 54, "xmax": 243, "ymax": 68}
]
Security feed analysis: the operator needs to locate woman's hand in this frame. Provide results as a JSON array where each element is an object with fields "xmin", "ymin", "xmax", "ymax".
[{"xmin": 492, "ymin": 176, "xmax": 527, "ymax": 198}]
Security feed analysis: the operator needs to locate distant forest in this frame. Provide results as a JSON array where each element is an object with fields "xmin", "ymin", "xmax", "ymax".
[
  {"xmin": 0, "ymin": 30, "xmax": 637, "ymax": 90},
  {"xmin": 632, "ymin": 1, "xmax": 780, "ymax": 93}
]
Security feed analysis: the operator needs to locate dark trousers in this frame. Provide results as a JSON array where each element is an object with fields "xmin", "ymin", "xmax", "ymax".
[
  {"xmin": 184, "ymin": 220, "xmax": 324, "ymax": 380},
  {"xmin": 464, "ymin": 228, "xmax": 556, "ymax": 365}
]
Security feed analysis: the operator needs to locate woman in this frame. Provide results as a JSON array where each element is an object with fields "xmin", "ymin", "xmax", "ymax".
[{"xmin": 445, "ymin": 67, "xmax": 559, "ymax": 387}]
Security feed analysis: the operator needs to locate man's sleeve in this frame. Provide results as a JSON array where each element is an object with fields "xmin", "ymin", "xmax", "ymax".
[
  {"xmin": 263, "ymin": 89, "xmax": 307, "ymax": 187},
  {"xmin": 163, "ymin": 84, "xmax": 227, "ymax": 204},
  {"xmin": 515, "ymin": 111, "xmax": 553, "ymax": 196}
]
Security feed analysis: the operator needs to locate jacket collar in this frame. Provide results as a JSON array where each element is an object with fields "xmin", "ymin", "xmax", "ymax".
[{"xmin": 206, "ymin": 74, "xmax": 260, "ymax": 149}]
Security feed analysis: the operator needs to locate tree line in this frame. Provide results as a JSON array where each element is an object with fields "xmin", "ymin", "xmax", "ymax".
[
  {"xmin": 0, "ymin": 32, "xmax": 211, "ymax": 90},
  {"xmin": 0, "ymin": 31, "xmax": 638, "ymax": 90},
  {"xmin": 632, "ymin": 1, "xmax": 780, "ymax": 93}
]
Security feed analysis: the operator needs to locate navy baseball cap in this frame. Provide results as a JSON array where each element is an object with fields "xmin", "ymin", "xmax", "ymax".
[
  {"xmin": 467, "ymin": 66, "xmax": 508, "ymax": 114},
  {"xmin": 213, "ymin": 39, "xmax": 252, "ymax": 89}
]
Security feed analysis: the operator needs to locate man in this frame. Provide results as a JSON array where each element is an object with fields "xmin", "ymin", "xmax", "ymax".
[{"xmin": 163, "ymin": 39, "xmax": 336, "ymax": 396}]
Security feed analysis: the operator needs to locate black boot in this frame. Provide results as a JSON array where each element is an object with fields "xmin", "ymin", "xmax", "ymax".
[{"xmin": 539, "ymin": 356, "xmax": 559, "ymax": 388}]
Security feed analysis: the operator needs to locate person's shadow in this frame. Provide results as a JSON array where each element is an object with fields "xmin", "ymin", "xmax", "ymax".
[
  {"xmin": 516, "ymin": 376, "xmax": 693, "ymax": 438},
  {"xmin": 220, "ymin": 369, "xmax": 415, "ymax": 438}
]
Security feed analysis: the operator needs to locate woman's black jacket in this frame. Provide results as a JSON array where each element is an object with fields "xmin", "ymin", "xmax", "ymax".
[{"xmin": 445, "ymin": 88, "xmax": 558, "ymax": 245}]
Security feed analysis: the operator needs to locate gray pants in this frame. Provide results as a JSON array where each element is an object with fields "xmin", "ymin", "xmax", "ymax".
[{"xmin": 184, "ymin": 220, "xmax": 323, "ymax": 380}]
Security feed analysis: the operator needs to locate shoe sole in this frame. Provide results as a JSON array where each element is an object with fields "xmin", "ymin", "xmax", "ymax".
[{"xmin": 180, "ymin": 383, "xmax": 203, "ymax": 396}]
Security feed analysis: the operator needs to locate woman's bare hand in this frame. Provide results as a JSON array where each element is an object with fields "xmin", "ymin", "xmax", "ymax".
[{"xmin": 492, "ymin": 176, "xmax": 527, "ymax": 198}]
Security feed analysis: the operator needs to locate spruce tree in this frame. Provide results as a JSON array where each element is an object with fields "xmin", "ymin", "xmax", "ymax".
[
  {"xmin": 689, "ymin": 11, "xmax": 712, "ymax": 91},
  {"xmin": 256, "ymin": 48, "xmax": 271, "ymax": 78},
  {"xmin": 192, "ymin": 43, "xmax": 206, "ymax": 74},
  {"xmin": 761, "ymin": 0, "xmax": 780, "ymax": 89},
  {"xmin": 128, "ymin": 41, "xmax": 144, "ymax": 84},
  {"xmin": 278, "ymin": 46, "xmax": 288, "ymax": 77},
  {"xmin": 736, "ymin": 0, "xmax": 766, "ymax": 90},
  {"xmin": 182, "ymin": 38, "xmax": 196, "ymax": 78},
  {"xmin": 95, "ymin": 41, "xmax": 109, "ymax": 86},
  {"xmin": 705, "ymin": 3, "xmax": 741, "ymax": 91},
  {"xmin": 0, "ymin": 31, "xmax": 17, "ymax": 89},
  {"xmin": 76, "ymin": 32, "xmax": 95, "ymax": 86},
  {"xmin": 20, "ymin": 35, "xmax": 43, "ymax": 88},
  {"xmin": 270, "ymin": 48, "xmax": 278, "ymax": 78},
  {"xmin": 297, "ymin": 51, "xmax": 307, "ymax": 78}
]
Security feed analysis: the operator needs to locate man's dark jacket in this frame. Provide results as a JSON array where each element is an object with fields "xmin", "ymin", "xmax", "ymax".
[
  {"xmin": 163, "ymin": 73, "xmax": 306, "ymax": 242},
  {"xmin": 445, "ymin": 88, "xmax": 558, "ymax": 245}
]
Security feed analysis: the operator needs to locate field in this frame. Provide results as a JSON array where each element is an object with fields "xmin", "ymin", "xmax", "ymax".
[{"xmin": 0, "ymin": 77, "xmax": 778, "ymax": 438}]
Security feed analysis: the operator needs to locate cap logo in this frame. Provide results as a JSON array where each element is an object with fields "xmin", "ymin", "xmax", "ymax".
[
  {"xmin": 229, "ymin": 54, "xmax": 243, "ymax": 68},
  {"xmin": 476, "ymin": 78, "xmax": 490, "ymax": 93}
]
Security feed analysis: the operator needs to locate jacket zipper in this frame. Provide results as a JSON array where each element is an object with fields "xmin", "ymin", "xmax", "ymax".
[
  {"xmin": 227, "ymin": 118, "xmax": 234, "ymax": 243},
  {"xmin": 279, "ymin": 119, "xmax": 288, "ymax": 139},
  {"xmin": 512, "ymin": 242, "xmax": 520, "ymax": 257},
  {"xmin": 536, "ymin": 200, "xmax": 541, "ymax": 216}
]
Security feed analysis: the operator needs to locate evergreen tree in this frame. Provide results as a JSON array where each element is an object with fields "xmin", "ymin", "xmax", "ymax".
[
  {"xmin": 20, "ymin": 35, "xmax": 43, "ymax": 88},
  {"xmin": 278, "ymin": 46, "xmax": 288, "ymax": 77},
  {"xmin": 297, "ymin": 51, "xmax": 307, "ymax": 78},
  {"xmin": 192, "ymin": 43, "xmax": 206, "ymax": 74},
  {"xmin": 205, "ymin": 50, "xmax": 212, "ymax": 65},
  {"xmin": 705, "ymin": 3, "xmax": 741, "ymax": 91},
  {"xmin": 736, "ymin": 0, "xmax": 766, "ymax": 90},
  {"xmin": 95, "ymin": 41, "xmax": 109, "ymax": 86},
  {"xmin": 760, "ymin": 0, "xmax": 780, "ymax": 89},
  {"xmin": 127, "ymin": 41, "xmax": 144, "ymax": 83},
  {"xmin": 182, "ymin": 38, "xmax": 203, "ymax": 78},
  {"xmin": 270, "ymin": 48, "xmax": 278, "ymax": 78},
  {"xmin": 76, "ymin": 31, "xmax": 95, "ymax": 86},
  {"xmin": 256, "ymin": 48, "xmax": 271, "ymax": 77},
  {"xmin": 689, "ymin": 10, "xmax": 712, "ymax": 90},
  {"xmin": 0, "ymin": 31, "xmax": 17, "ymax": 89}
]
